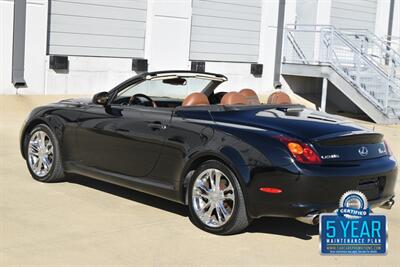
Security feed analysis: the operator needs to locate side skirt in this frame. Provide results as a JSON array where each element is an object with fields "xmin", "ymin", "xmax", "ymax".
[{"xmin": 64, "ymin": 162, "xmax": 182, "ymax": 203}]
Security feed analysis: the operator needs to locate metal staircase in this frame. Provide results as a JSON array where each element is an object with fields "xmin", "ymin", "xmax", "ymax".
[
  {"xmin": 340, "ymin": 29, "xmax": 400, "ymax": 84},
  {"xmin": 282, "ymin": 25, "xmax": 400, "ymax": 123}
]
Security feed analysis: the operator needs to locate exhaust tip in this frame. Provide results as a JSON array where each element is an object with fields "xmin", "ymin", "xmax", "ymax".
[
  {"xmin": 296, "ymin": 212, "xmax": 320, "ymax": 225},
  {"xmin": 380, "ymin": 199, "xmax": 395, "ymax": 210},
  {"xmin": 312, "ymin": 215, "xmax": 320, "ymax": 225}
]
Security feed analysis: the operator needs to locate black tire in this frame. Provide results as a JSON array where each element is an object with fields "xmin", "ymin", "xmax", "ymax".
[
  {"xmin": 188, "ymin": 160, "xmax": 250, "ymax": 235},
  {"xmin": 24, "ymin": 124, "xmax": 65, "ymax": 183}
]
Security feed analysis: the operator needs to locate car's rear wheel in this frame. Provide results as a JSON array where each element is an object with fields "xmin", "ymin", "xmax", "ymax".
[
  {"xmin": 25, "ymin": 124, "xmax": 65, "ymax": 182},
  {"xmin": 188, "ymin": 160, "xmax": 250, "ymax": 235}
]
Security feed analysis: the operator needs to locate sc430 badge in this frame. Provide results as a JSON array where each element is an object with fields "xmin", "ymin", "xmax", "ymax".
[{"xmin": 320, "ymin": 191, "xmax": 387, "ymax": 255}]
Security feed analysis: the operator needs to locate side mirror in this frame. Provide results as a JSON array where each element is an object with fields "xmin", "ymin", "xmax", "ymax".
[{"xmin": 92, "ymin": 91, "xmax": 109, "ymax": 106}]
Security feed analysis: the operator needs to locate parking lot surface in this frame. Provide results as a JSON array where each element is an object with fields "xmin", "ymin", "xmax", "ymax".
[{"xmin": 1, "ymin": 95, "xmax": 399, "ymax": 266}]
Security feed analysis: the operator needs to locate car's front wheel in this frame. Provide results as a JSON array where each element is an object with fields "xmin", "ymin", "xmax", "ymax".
[
  {"xmin": 25, "ymin": 124, "xmax": 65, "ymax": 183},
  {"xmin": 188, "ymin": 160, "xmax": 250, "ymax": 235}
]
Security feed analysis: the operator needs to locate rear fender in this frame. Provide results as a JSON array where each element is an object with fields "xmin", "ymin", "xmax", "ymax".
[{"xmin": 179, "ymin": 146, "xmax": 254, "ymax": 205}]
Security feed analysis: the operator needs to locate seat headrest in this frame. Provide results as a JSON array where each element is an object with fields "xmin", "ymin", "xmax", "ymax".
[
  {"xmin": 182, "ymin": 92, "xmax": 210, "ymax": 107},
  {"xmin": 267, "ymin": 91, "xmax": 292, "ymax": 105},
  {"xmin": 220, "ymin": 92, "xmax": 248, "ymax": 105},
  {"xmin": 239, "ymin": 88, "xmax": 260, "ymax": 105}
]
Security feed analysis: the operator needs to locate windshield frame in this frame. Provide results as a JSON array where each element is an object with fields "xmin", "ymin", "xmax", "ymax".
[{"xmin": 108, "ymin": 72, "xmax": 226, "ymax": 105}]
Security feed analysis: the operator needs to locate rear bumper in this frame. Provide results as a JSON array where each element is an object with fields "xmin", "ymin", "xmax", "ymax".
[{"xmin": 246, "ymin": 156, "xmax": 397, "ymax": 218}]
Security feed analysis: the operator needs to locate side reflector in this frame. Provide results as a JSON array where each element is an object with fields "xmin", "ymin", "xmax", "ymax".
[{"xmin": 259, "ymin": 187, "xmax": 282, "ymax": 194}]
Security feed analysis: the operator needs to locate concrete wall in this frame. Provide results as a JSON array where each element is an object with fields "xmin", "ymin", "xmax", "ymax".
[
  {"xmin": 0, "ymin": 0, "xmax": 138, "ymax": 95},
  {"xmin": 0, "ymin": 0, "xmax": 398, "ymax": 95},
  {"xmin": 0, "ymin": 0, "xmax": 14, "ymax": 94},
  {"xmin": 0, "ymin": 0, "xmax": 283, "ymax": 96},
  {"xmin": 190, "ymin": 0, "xmax": 262, "ymax": 63},
  {"xmin": 330, "ymin": 0, "xmax": 377, "ymax": 32},
  {"xmin": 47, "ymin": 0, "xmax": 147, "ymax": 58}
]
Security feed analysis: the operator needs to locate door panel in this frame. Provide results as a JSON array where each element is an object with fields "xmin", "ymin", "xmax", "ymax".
[
  {"xmin": 150, "ymin": 109, "xmax": 215, "ymax": 185},
  {"xmin": 76, "ymin": 104, "xmax": 171, "ymax": 178}
]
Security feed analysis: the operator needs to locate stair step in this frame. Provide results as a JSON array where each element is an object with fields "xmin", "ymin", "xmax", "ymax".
[
  {"xmin": 347, "ymin": 72, "xmax": 384, "ymax": 79},
  {"xmin": 388, "ymin": 103, "xmax": 400, "ymax": 109},
  {"xmin": 367, "ymin": 92, "xmax": 398, "ymax": 99}
]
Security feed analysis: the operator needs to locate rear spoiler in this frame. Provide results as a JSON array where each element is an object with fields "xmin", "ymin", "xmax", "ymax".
[{"xmin": 313, "ymin": 131, "xmax": 383, "ymax": 146}]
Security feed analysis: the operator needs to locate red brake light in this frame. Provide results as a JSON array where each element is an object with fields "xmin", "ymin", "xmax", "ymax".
[{"xmin": 275, "ymin": 136, "xmax": 321, "ymax": 165}]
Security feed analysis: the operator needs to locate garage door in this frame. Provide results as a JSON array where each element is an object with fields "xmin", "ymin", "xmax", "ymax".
[
  {"xmin": 330, "ymin": 0, "xmax": 377, "ymax": 32},
  {"xmin": 47, "ymin": 0, "xmax": 147, "ymax": 58},
  {"xmin": 190, "ymin": 0, "xmax": 262, "ymax": 63}
]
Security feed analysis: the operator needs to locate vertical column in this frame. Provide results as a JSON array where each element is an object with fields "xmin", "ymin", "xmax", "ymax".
[
  {"xmin": 146, "ymin": 0, "xmax": 191, "ymax": 71},
  {"xmin": 321, "ymin": 78, "xmax": 328, "ymax": 112},
  {"xmin": 12, "ymin": 0, "xmax": 27, "ymax": 87},
  {"xmin": 273, "ymin": 0, "xmax": 286, "ymax": 89},
  {"xmin": 385, "ymin": 0, "xmax": 395, "ymax": 65}
]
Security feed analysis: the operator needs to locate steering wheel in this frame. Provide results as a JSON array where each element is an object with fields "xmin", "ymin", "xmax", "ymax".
[{"xmin": 128, "ymin": 94, "xmax": 157, "ymax": 107}]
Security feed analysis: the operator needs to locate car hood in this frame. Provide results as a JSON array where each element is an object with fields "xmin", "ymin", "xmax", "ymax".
[
  {"xmin": 210, "ymin": 106, "xmax": 371, "ymax": 141},
  {"xmin": 58, "ymin": 98, "xmax": 93, "ymax": 106}
]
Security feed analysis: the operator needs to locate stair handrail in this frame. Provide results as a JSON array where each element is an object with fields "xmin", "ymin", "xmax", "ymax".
[
  {"xmin": 283, "ymin": 24, "xmax": 400, "ymax": 117},
  {"xmin": 339, "ymin": 28, "xmax": 400, "ymax": 62},
  {"xmin": 338, "ymin": 28, "xmax": 400, "ymax": 88},
  {"xmin": 332, "ymin": 29, "xmax": 400, "ymax": 113},
  {"xmin": 333, "ymin": 29, "xmax": 400, "ymax": 90},
  {"xmin": 286, "ymin": 31, "xmax": 309, "ymax": 64}
]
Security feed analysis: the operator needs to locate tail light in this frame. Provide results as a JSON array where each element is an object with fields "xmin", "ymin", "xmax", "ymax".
[
  {"xmin": 384, "ymin": 140, "xmax": 393, "ymax": 157},
  {"xmin": 275, "ymin": 136, "xmax": 321, "ymax": 165}
]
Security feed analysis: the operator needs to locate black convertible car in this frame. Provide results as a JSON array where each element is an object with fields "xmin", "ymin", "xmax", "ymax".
[{"xmin": 20, "ymin": 70, "xmax": 397, "ymax": 235}]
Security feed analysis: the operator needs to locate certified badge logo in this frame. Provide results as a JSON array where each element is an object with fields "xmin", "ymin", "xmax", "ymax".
[
  {"xmin": 320, "ymin": 191, "xmax": 387, "ymax": 255},
  {"xmin": 338, "ymin": 191, "xmax": 369, "ymax": 218}
]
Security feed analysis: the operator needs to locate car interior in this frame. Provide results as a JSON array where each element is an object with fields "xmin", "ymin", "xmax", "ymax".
[{"xmin": 111, "ymin": 76, "xmax": 292, "ymax": 109}]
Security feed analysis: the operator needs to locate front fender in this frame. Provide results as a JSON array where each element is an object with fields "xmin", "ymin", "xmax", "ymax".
[{"xmin": 19, "ymin": 106, "xmax": 78, "ymax": 161}]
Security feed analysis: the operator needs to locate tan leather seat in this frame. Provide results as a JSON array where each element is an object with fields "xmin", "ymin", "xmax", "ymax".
[
  {"xmin": 220, "ymin": 92, "xmax": 248, "ymax": 105},
  {"xmin": 182, "ymin": 92, "xmax": 210, "ymax": 107},
  {"xmin": 267, "ymin": 91, "xmax": 292, "ymax": 105},
  {"xmin": 239, "ymin": 88, "xmax": 260, "ymax": 105}
]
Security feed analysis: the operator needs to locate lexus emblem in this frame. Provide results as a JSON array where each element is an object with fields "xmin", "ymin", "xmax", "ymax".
[{"xmin": 358, "ymin": 146, "xmax": 369, "ymax": 157}]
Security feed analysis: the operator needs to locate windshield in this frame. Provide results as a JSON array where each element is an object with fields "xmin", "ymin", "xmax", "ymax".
[{"xmin": 116, "ymin": 77, "xmax": 213, "ymax": 100}]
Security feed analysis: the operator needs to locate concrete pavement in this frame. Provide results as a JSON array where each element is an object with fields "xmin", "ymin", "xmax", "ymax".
[{"xmin": 1, "ymin": 95, "xmax": 399, "ymax": 266}]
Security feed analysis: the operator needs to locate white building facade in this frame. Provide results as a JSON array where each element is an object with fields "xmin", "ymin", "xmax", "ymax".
[{"xmin": 0, "ymin": 0, "xmax": 399, "ymax": 95}]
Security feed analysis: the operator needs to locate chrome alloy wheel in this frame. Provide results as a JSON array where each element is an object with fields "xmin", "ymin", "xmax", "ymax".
[
  {"xmin": 192, "ymin": 168, "xmax": 235, "ymax": 228},
  {"xmin": 28, "ymin": 130, "xmax": 54, "ymax": 177}
]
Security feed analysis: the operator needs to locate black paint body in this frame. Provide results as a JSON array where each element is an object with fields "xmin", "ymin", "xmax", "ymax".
[{"xmin": 20, "ymin": 71, "xmax": 397, "ymax": 219}]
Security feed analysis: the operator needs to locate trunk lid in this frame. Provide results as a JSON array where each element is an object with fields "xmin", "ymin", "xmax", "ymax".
[
  {"xmin": 312, "ymin": 131, "xmax": 387, "ymax": 162},
  {"xmin": 210, "ymin": 106, "xmax": 388, "ymax": 162}
]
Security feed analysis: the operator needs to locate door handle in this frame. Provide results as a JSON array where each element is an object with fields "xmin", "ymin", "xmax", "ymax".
[{"xmin": 148, "ymin": 122, "xmax": 167, "ymax": 130}]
